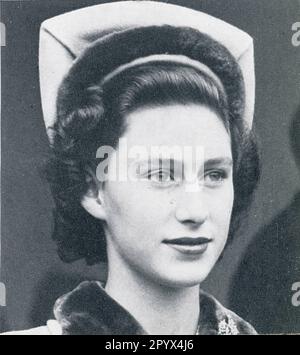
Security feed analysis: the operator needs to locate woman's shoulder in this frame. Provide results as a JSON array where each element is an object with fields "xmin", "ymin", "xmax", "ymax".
[
  {"xmin": 1, "ymin": 320, "xmax": 62, "ymax": 335},
  {"xmin": 199, "ymin": 289, "xmax": 257, "ymax": 335}
]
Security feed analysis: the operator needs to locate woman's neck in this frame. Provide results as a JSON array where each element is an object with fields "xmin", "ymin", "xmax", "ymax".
[{"xmin": 104, "ymin": 261, "xmax": 200, "ymax": 335}]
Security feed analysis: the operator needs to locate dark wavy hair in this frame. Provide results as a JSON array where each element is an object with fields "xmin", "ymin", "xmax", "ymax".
[{"xmin": 45, "ymin": 62, "xmax": 260, "ymax": 265}]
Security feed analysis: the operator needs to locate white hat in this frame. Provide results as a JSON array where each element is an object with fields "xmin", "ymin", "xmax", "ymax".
[{"xmin": 39, "ymin": 0, "xmax": 255, "ymax": 136}]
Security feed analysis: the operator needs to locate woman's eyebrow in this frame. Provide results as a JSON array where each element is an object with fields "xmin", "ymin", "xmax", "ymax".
[
  {"xmin": 204, "ymin": 157, "xmax": 233, "ymax": 168},
  {"xmin": 133, "ymin": 158, "xmax": 184, "ymax": 176}
]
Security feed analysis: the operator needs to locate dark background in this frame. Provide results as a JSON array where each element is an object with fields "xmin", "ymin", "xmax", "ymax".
[{"xmin": 1, "ymin": 0, "xmax": 300, "ymax": 333}]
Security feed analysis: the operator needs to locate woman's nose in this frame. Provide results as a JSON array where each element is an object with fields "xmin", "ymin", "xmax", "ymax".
[{"xmin": 174, "ymin": 191, "xmax": 209, "ymax": 226}]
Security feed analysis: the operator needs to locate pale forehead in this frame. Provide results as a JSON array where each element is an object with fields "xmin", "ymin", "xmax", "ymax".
[{"xmin": 123, "ymin": 104, "xmax": 232, "ymax": 158}]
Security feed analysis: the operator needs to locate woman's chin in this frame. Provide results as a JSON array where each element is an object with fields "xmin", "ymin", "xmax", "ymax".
[{"xmin": 150, "ymin": 269, "xmax": 212, "ymax": 289}]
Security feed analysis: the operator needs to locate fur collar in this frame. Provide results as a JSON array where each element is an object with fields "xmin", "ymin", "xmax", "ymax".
[{"xmin": 53, "ymin": 281, "xmax": 256, "ymax": 335}]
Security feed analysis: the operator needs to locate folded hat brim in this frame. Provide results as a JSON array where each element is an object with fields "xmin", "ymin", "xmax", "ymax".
[{"xmin": 39, "ymin": 1, "xmax": 255, "ymax": 132}]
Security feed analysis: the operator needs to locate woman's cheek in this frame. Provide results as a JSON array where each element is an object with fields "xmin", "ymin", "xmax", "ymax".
[
  {"xmin": 210, "ymin": 186, "xmax": 234, "ymax": 227},
  {"xmin": 106, "ymin": 182, "xmax": 162, "ymax": 226}
]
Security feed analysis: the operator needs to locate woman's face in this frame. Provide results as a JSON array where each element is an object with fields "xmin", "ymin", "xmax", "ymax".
[{"xmin": 98, "ymin": 104, "xmax": 234, "ymax": 288}]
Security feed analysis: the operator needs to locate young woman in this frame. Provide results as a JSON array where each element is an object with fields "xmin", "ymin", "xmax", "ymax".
[{"xmin": 5, "ymin": 1, "xmax": 260, "ymax": 335}]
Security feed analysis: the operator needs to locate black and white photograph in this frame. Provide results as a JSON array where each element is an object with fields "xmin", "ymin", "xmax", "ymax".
[{"xmin": 0, "ymin": 0, "xmax": 299, "ymax": 336}]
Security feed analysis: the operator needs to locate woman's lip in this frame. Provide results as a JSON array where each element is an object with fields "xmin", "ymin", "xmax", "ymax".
[
  {"xmin": 164, "ymin": 241, "xmax": 211, "ymax": 255},
  {"xmin": 163, "ymin": 237, "xmax": 212, "ymax": 246},
  {"xmin": 163, "ymin": 237, "xmax": 212, "ymax": 255}
]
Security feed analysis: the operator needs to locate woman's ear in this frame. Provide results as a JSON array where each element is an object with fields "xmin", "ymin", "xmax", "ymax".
[
  {"xmin": 81, "ymin": 188, "xmax": 107, "ymax": 221},
  {"xmin": 80, "ymin": 167, "xmax": 107, "ymax": 221}
]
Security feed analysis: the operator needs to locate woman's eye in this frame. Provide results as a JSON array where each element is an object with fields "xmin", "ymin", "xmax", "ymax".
[
  {"xmin": 147, "ymin": 170, "xmax": 174, "ymax": 183},
  {"xmin": 204, "ymin": 170, "xmax": 227, "ymax": 185}
]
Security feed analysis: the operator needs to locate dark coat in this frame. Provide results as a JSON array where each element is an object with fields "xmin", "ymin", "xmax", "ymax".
[
  {"xmin": 52, "ymin": 281, "xmax": 256, "ymax": 335},
  {"xmin": 3, "ymin": 281, "xmax": 257, "ymax": 335}
]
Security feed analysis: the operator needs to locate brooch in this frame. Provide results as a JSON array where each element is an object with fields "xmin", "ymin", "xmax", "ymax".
[{"xmin": 218, "ymin": 316, "xmax": 239, "ymax": 335}]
